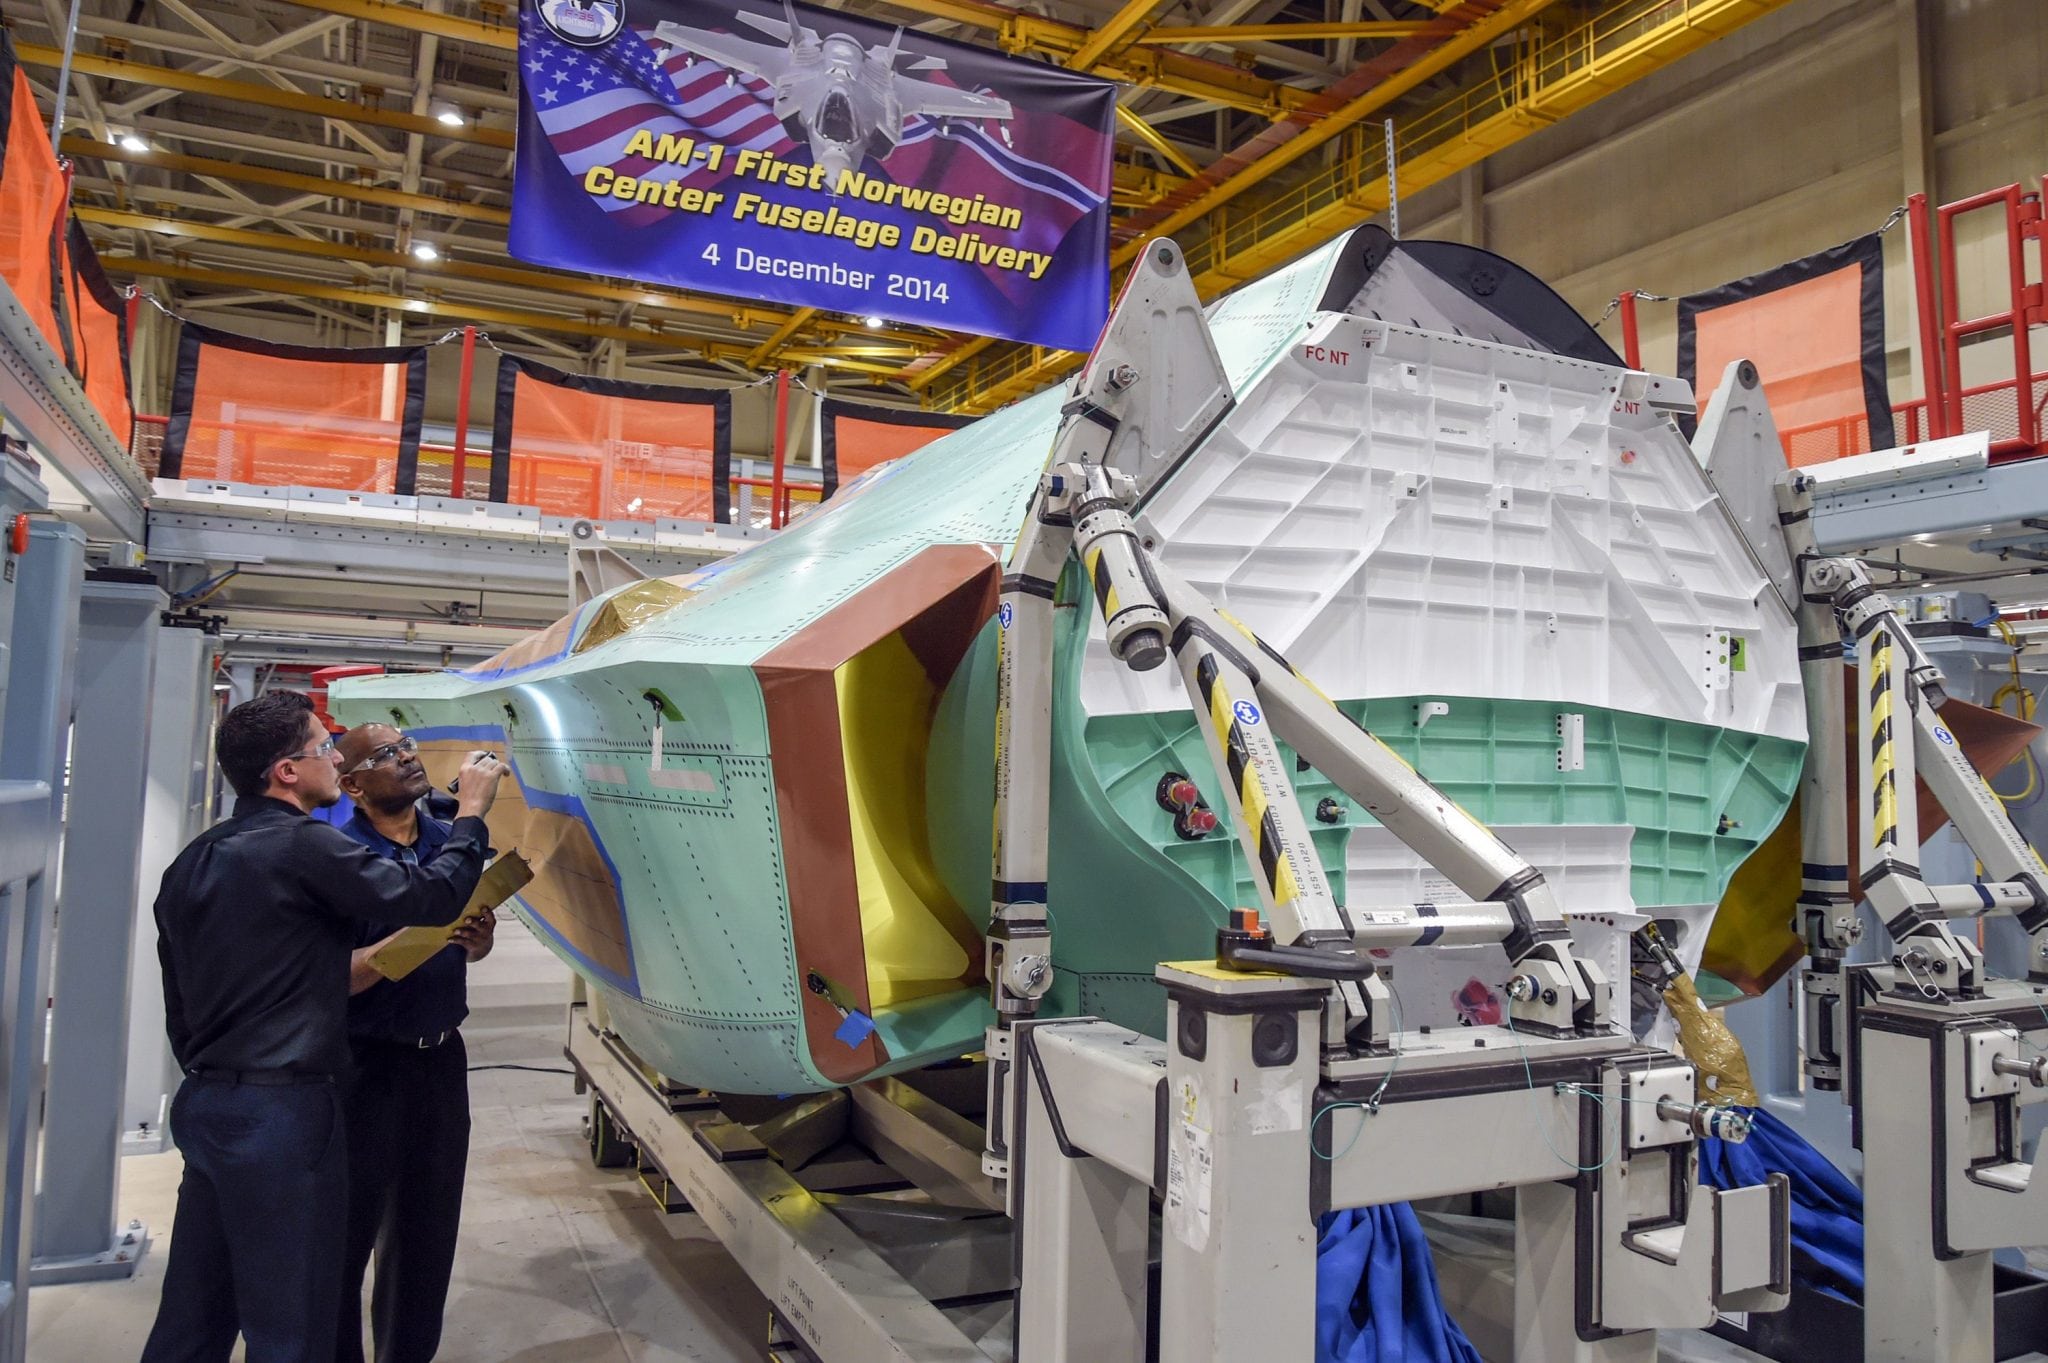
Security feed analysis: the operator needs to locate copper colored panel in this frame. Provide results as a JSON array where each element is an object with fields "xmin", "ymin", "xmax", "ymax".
[
  {"xmin": 413, "ymin": 739, "xmax": 633, "ymax": 986},
  {"xmin": 517, "ymin": 806, "xmax": 636, "ymax": 984},
  {"xmin": 460, "ymin": 611, "xmax": 579, "ymax": 682},
  {"xmin": 758, "ymin": 544, "xmax": 1002, "ymax": 1084},
  {"xmin": 414, "ymin": 740, "xmax": 528, "ymax": 859},
  {"xmin": 756, "ymin": 662, "xmax": 881, "ymax": 1084}
]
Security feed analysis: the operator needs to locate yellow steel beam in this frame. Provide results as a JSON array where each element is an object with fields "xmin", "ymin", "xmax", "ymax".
[
  {"xmin": 1112, "ymin": 0, "xmax": 1557, "ymax": 261},
  {"xmin": 906, "ymin": 0, "xmax": 1554, "ymax": 396},
  {"xmin": 73, "ymin": 207, "xmax": 937, "ymax": 348},
  {"xmin": 1067, "ymin": 0, "xmax": 1176, "ymax": 70},
  {"xmin": 281, "ymin": 0, "xmax": 517, "ymax": 50},
  {"xmin": 1115, "ymin": 106, "xmax": 1200, "ymax": 179},
  {"xmin": 928, "ymin": 0, "xmax": 1798, "ymax": 413},
  {"xmin": 284, "ymin": 0, "xmax": 1308, "ymax": 120},
  {"xmin": 15, "ymin": 43, "xmax": 513, "ymax": 150},
  {"xmin": 747, "ymin": 308, "xmax": 818, "ymax": 369},
  {"xmin": 64, "ymin": 136, "xmax": 511, "ymax": 224},
  {"xmin": 102, "ymin": 257, "xmax": 909, "ymax": 374},
  {"xmin": 1131, "ymin": 21, "xmax": 1433, "ymax": 44},
  {"xmin": 869, "ymin": 0, "xmax": 1310, "ymax": 116}
]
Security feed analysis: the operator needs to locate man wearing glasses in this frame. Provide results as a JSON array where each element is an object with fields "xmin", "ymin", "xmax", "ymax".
[
  {"xmin": 330, "ymin": 723, "xmax": 495, "ymax": 1363},
  {"xmin": 142, "ymin": 692, "xmax": 507, "ymax": 1363}
]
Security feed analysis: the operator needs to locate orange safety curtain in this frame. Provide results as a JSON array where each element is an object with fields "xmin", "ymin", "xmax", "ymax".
[
  {"xmin": 159, "ymin": 321, "xmax": 428, "ymax": 492},
  {"xmin": 0, "ymin": 34, "xmax": 76, "ymax": 370},
  {"xmin": 65, "ymin": 220, "xmax": 132, "ymax": 449},
  {"xmin": 487, "ymin": 356, "xmax": 730, "ymax": 522},
  {"xmin": 1677, "ymin": 233, "xmax": 1893, "ymax": 467},
  {"xmin": 819, "ymin": 398, "xmax": 973, "ymax": 499}
]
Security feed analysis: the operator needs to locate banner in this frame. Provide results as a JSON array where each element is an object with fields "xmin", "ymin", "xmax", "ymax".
[
  {"xmin": 1677, "ymin": 234, "xmax": 1892, "ymax": 465},
  {"xmin": 819, "ymin": 397, "xmax": 971, "ymax": 499},
  {"xmin": 511, "ymin": 0, "xmax": 1116, "ymax": 352}
]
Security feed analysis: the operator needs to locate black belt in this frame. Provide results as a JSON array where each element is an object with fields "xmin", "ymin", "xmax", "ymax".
[
  {"xmin": 354, "ymin": 1028, "xmax": 455, "ymax": 1051},
  {"xmin": 186, "ymin": 1066, "xmax": 333, "ymax": 1087}
]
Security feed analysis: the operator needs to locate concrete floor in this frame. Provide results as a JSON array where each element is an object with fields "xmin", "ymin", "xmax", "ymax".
[{"xmin": 28, "ymin": 918, "xmax": 769, "ymax": 1362}]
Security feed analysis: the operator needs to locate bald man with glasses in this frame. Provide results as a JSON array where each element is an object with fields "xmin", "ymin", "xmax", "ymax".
[
  {"xmin": 142, "ymin": 692, "xmax": 507, "ymax": 1363},
  {"xmin": 330, "ymin": 723, "xmax": 498, "ymax": 1363}
]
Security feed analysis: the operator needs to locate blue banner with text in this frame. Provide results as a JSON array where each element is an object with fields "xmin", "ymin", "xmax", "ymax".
[{"xmin": 512, "ymin": 0, "xmax": 1116, "ymax": 353}]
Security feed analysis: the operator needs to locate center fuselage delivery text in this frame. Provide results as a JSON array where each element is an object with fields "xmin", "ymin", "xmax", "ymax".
[{"xmin": 584, "ymin": 134, "xmax": 1054, "ymax": 283}]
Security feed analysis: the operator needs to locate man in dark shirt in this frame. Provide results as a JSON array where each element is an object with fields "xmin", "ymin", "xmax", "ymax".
[
  {"xmin": 332, "ymin": 723, "xmax": 498, "ymax": 1363},
  {"xmin": 141, "ymin": 692, "xmax": 507, "ymax": 1363}
]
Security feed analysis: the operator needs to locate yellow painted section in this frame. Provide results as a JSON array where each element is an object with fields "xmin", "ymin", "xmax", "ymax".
[
  {"xmin": 1239, "ymin": 759, "xmax": 1269, "ymax": 841},
  {"xmin": 1271, "ymin": 851, "xmax": 1300, "ymax": 908},
  {"xmin": 1701, "ymin": 799, "xmax": 1805, "ymax": 997},
  {"xmin": 1216, "ymin": 608, "xmax": 1260, "ymax": 648},
  {"xmin": 1872, "ymin": 757, "xmax": 1896, "ymax": 849},
  {"xmin": 1206, "ymin": 675, "xmax": 1235, "ymax": 748},
  {"xmin": 1085, "ymin": 546, "xmax": 1120, "ymax": 618},
  {"xmin": 1164, "ymin": 960, "xmax": 1290, "ymax": 982},
  {"xmin": 835, "ymin": 631, "xmax": 980, "ymax": 1007},
  {"xmin": 1869, "ymin": 690, "xmax": 1893, "ymax": 732}
]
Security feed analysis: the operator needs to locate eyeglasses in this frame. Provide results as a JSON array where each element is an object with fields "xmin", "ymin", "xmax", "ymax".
[
  {"xmin": 345, "ymin": 736, "xmax": 418, "ymax": 776},
  {"xmin": 276, "ymin": 736, "xmax": 337, "ymax": 767}
]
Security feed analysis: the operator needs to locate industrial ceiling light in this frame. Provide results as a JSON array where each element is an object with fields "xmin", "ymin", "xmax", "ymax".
[
  {"xmin": 117, "ymin": 132, "xmax": 148, "ymax": 153},
  {"xmin": 433, "ymin": 104, "xmax": 465, "ymax": 128},
  {"xmin": 863, "ymin": 315, "xmax": 884, "ymax": 329},
  {"xmin": 411, "ymin": 241, "xmax": 440, "ymax": 262}
]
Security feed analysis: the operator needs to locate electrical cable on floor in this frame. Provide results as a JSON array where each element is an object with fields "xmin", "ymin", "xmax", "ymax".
[{"xmin": 468, "ymin": 1063, "xmax": 576, "ymax": 1075}]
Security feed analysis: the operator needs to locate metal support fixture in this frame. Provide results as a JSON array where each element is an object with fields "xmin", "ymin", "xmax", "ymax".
[
  {"xmin": 451, "ymin": 325, "xmax": 476, "ymax": 499},
  {"xmin": 31, "ymin": 570, "xmax": 164, "ymax": 1284},
  {"xmin": 48, "ymin": 0, "xmax": 84, "ymax": 154},
  {"xmin": 1156, "ymin": 967, "xmax": 1324, "ymax": 1363},
  {"xmin": 1618, "ymin": 291, "xmax": 1642, "ymax": 370},
  {"xmin": 1777, "ymin": 450, "xmax": 2048, "ymax": 1362},
  {"xmin": 1858, "ymin": 985, "xmax": 2048, "ymax": 1363},
  {"xmin": 0, "ymin": 454, "xmax": 74, "ymax": 1363},
  {"xmin": 771, "ymin": 368, "xmax": 791, "ymax": 528},
  {"xmin": 1384, "ymin": 118, "xmax": 1399, "ymax": 240},
  {"xmin": 121, "ymin": 621, "xmax": 217, "ymax": 1156}
]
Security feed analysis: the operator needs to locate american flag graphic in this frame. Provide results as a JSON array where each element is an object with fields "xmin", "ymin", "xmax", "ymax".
[{"xmin": 523, "ymin": 12, "xmax": 797, "ymax": 228}]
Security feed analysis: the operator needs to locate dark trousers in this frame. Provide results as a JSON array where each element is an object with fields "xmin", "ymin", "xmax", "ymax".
[
  {"xmin": 140, "ymin": 1075, "xmax": 347, "ymax": 1363},
  {"xmin": 336, "ymin": 1033, "xmax": 471, "ymax": 1363}
]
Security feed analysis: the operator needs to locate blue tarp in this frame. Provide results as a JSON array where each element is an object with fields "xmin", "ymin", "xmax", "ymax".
[
  {"xmin": 1698, "ymin": 1107, "xmax": 1864, "ymax": 1301},
  {"xmin": 1315, "ymin": 1204, "xmax": 1484, "ymax": 1363}
]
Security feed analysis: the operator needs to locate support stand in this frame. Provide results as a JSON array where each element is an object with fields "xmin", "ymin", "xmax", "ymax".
[
  {"xmin": 30, "ymin": 571, "xmax": 163, "ymax": 1285},
  {"xmin": 0, "ymin": 461, "xmax": 80, "ymax": 1363}
]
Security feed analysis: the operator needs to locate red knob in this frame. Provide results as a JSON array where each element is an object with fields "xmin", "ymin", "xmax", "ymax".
[
  {"xmin": 1188, "ymin": 807, "xmax": 1218, "ymax": 834},
  {"xmin": 7, "ymin": 515, "xmax": 26, "ymax": 557},
  {"xmin": 1168, "ymin": 779, "xmax": 1199, "ymax": 808}
]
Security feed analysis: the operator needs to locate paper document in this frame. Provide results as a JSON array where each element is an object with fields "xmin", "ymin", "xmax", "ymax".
[{"xmin": 368, "ymin": 851, "xmax": 533, "ymax": 981}]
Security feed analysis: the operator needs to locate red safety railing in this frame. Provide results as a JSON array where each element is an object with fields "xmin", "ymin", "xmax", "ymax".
[{"xmin": 1935, "ymin": 184, "xmax": 2042, "ymax": 456}]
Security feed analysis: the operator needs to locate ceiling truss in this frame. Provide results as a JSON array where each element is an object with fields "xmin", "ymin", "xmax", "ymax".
[{"xmin": 0, "ymin": 0, "xmax": 1796, "ymax": 406}]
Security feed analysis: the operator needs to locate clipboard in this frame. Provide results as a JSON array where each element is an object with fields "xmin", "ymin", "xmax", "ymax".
[{"xmin": 367, "ymin": 851, "xmax": 533, "ymax": 981}]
